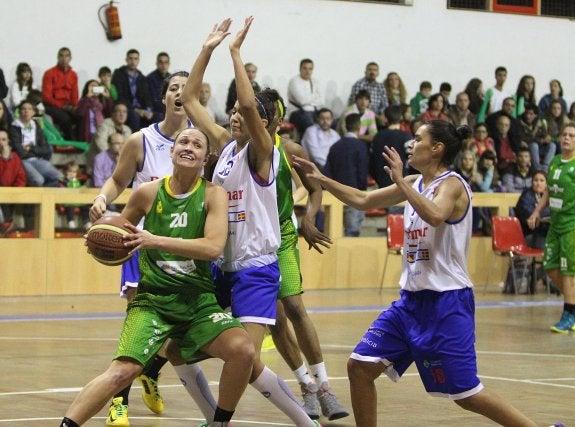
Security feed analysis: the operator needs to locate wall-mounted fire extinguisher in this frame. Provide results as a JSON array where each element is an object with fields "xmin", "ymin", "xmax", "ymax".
[{"xmin": 98, "ymin": 1, "xmax": 122, "ymax": 41}]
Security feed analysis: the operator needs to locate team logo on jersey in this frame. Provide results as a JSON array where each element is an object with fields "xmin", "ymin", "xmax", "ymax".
[
  {"xmin": 156, "ymin": 200, "xmax": 163, "ymax": 214},
  {"xmin": 406, "ymin": 246, "xmax": 430, "ymax": 263},
  {"xmin": 155, "ymin": 143, "xmax": 167, "ymax": 151},
  {"xmin": 228, "ymin": 210, "xmax": 246, "ymax": 223},
  {"xmin": 209, "ymin": 312, "xmax": 234, "ymax": 325},
  {"xmin": 218, "ymin": 160, "xmax": 234, "ymax": 178},
  {"xmin": 156, "ymin": 260, "xmax": 197, "ymax": 275}
]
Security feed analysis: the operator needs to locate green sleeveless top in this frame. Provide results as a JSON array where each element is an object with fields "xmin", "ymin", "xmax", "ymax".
[
  {"xmin": 275, "ymin": 135, "xmax": 295, "ymax": 223},
  {"xmin": 139, "ymin": 176, "xmax": 214, "ymax": 294},
  {"xmin": 547, "ymin": 155, "xmax": 575, "ymax": 234}
]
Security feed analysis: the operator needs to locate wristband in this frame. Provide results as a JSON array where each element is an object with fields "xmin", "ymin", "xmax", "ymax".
[{"xmin": 94, "ymin": 194, "xmax": 108, "ymax": 205}]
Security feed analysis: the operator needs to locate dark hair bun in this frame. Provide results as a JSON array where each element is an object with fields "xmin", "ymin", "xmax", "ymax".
[{"xmin": 456, "ymin": 125, "xmax": 472, "ymax": 141}]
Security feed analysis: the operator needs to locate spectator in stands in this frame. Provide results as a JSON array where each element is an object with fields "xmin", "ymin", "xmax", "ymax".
[
  {"xmin": 98, "ymin": 66, "xmax": 118, "ymax": 101},
  {"xmin": 485, "ymin": 97, "xmax": 521, "ymax": 147},
  {"xmin": 9, "ymin": 63, "xmax": 37, "ymax": 111},
  {"xmin": 288, "ymin": 58, "xmax": 323, "ymax": 136},
  {"xmin": 92, "ymin": 132, "xmax": 125, "ymax": 188},
  {"xmin": 506, "ymin": 170, "xmax": 551, "ymax": 294},
  {"xmin": 9, "ymin": 100, "xmax": 63, "ymax": 187},
  {"xmin": 87, "ymin": 101, "xmax": 131, "ymax": 173},
  {"xmin": 42, "ymin": 47, "xmax": 78, "ymax": 139},
  {"xmin": 453, "ymin": 149, "xmax": 477, "ymax": 185},
  {"xmin": 348, "ymin": 62, "xmax": 388, "ymax": 126},
  {"xmin": 75, "ymin": 80, "xmax": 113, "ymax": 143},
  {"xmin": 199, "ymin": 82, "xmax": 227, "ymax": 126},
  {"xmin": 468, "ymin": 123, "xmax": 495, "ymax": 158},
  {"xmin": 439, "ymin": 82, "xmax": 452, "ymax": 111},
  {"xmin": 502, "ymin": 147, "xmax": 535, "ymax": 193},
  {"xmin": 520, "ymin": 104, "xmax": 552, "ymax": 172},
  {"xmin": 492, "ymin": 114, "xmax": 520, "ymax": 175},
  {"xmin": 540, "ymin": 99, "xmax": 570, "ymax": 154},
  {"xmin": 0, "ymin": 129, "xmax": 26, "ymax": 235},
  {"xmin": 419, "ymin": 93, "xmax": 449, "ymax": 123},
  {"xmin": 0, "ymin": 68, "xmax": 7, "ymax": 100},
  {"xmin": 384, "ymin": 72, "xmax": 407, "ymax": 107},
  {"xmin": 112, "ymin": 48, "xmax": 153, "ymax": 131},
  {"xmin": 538, "ymin": 79, "xmax": 567, "ymax": 118},
  {"xmin": 472, "ymin": 150, "xmax": 500, "ymax": 192},
  {"xmin": 399, "ymin": 103, "xmax": 413, "ymax": 135},
  {"xmin": 324, "ymin": 113, "xmax": 368, "ymax": 237},
  {"xmin": 300, "ymin": 107, "xmax": 339, "ymax": 172},
  {"xmin": 478, "ymin": 66, "xmax": 511, "ymax": 123},
  {"xmin": 371, "ymin": 105, "xmax": 411, "ymax": 189},
  {"xmin": 59, "ymin": 160, "xmax": 90, "ymax": 230},
  {"xmin": 448, "ymin": 92, "xmax": 477, "ymax": 128},
  {"xmin": 0, "ymin": 100, "xmax": 12, "ymax": 132},
  {"xmin": 409, "ymin": 81, "xmax": 432, "ymax": 117},
  {"xmin": 464, "ymin": 77, "xmax": 484, "ymax": 116},
  {"xmin": 225, "ymin": 62, "xmax": 260, "ymax": 115},
  {"xmin": 338, "ymin": 90, "xmax": 377, "ymax": 143},
  {"xmin": 568, "ymin": 102, "xmax": 575, "ymax": 123},
  {"xmin": 513, "ymin": 75, "xmax": 536, "ymax": 117},
  {"xmin": 147, "ymin": 52, "xmax": 170, "ymax": 123}
]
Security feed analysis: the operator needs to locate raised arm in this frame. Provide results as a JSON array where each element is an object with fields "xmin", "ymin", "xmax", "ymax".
[
  {"xmin": 284, "ymin": 140, "xmax": 332, "ymax": 253},
  {"xmin": 229, "ymin": 16, "xmax": 274, "ymax": 179},
  {"xmin": 181, "ymin": 19, "xmax": 232, "ymax": 152},
  {"xmin": 292, "ymin": 155, "xmax": 408, "ymax": 211},
  {"xmin": 89, "ymin": 131, "xmax": 143, "ymax": 221}
]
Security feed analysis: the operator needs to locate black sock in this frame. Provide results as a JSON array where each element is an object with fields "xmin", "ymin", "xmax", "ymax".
[
  {"xmin": 113, "ymin": 383, "xmax": 132, "ymax": 406},
  {"xmin": 564, "ymin": 303, "xmax": 575, "ymax": 314},
  {"xmin": 60, "ymin": 417, "xmax": 79, "ymax": 427},
  {"xmin": 214, "ymin": 406, "xmax": 235, "ymax": 422},
  {"xmin": 144, "ymin": 355, "xmax": 168, "ymax": 380}
]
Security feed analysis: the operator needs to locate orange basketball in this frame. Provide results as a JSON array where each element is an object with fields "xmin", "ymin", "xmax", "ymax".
[{"xmin": 86, "ymin": 215, "xmax": 133, "ymax": 266}]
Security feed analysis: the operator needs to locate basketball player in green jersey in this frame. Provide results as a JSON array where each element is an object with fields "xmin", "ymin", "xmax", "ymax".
[
  {"xmin": 529, "ymin": 123, "xmax": 575, "ymax": 333},
  {"xmin": 60, "ymin": 128, "xmax": 254, "ymax": 427}
]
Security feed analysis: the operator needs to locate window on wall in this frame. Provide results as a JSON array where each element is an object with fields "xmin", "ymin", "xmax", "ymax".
[
  {"xmin": 447, "ymin": 0, "xmax": 575, "ymax": 18},
  {"xmin": 336, "ymin": 0, "xmax": 413, "ymax": 4}
]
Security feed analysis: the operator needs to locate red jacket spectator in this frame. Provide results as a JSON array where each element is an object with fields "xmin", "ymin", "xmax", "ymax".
[
  {"xmin": 42, "ymin": 64, "xmax": 78, "ymax": 109},
  {"xmin": 0, "ymin": 130, "xmax": 26, "ymax": 187}
]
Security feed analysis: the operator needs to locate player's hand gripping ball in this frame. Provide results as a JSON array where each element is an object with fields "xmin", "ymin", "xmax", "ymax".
[{"xmin": 86, "ymin": 216, "xmax": 132, "ymax": 266}]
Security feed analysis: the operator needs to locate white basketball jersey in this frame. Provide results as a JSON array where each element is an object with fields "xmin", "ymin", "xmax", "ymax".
[
  {"xmin": 212, "ymin": 140, "xmax": 281, "ymax": 272},
  {"xmin": 133, "ymin": 123, "xmax": 177, "ymax": 190},
  {"xmin": 400, "ymin": 171, "xmax": 474, "ymax": 292}
]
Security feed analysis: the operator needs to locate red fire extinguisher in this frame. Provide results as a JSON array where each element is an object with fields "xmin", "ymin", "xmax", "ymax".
[{"xmin": 98, "ymin": 1, "xmax": 122, "ymax": 41}]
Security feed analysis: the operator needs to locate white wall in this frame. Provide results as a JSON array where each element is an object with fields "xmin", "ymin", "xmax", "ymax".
[{"xmin": 2, "ymin": 0, "xmax": 574, "ymax": 115}]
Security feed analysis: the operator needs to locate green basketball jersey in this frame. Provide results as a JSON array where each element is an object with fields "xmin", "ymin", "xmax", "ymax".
[
  {"xmin": 547, "ymin": 155, "xmax": 575, "ymax": 234},
  {"xmin": 275, "ymin": 135, "xmax": 295, "ymax": 223},
  {"xmin": 139, "ymin": 177, "xmax": 214, "ymax": 294}
]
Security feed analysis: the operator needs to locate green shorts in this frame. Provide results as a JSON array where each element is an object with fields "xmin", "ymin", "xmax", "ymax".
[
  {"xmin": 277, "ymin": 218, "xmax": 303, "ymax": 299},
  {"xmin": 114, "ymin": 291, "xmax": 243, "ymax": 367},
  {"xmin": 543, "ymin": 228, "xmax": 575, "ymax": 276}
]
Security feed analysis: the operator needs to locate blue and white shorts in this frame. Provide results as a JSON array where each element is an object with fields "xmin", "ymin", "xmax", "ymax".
[
  {"xmin": 120, "ymin": 251, "xmax": 140, "ymax": 297},
  {"xmin": 212, "ymin": 261, "xmax": 280, "ymax": 326},
  {"xmin": 350, "ymin": 287, "xmax": 484, "ymax": 400}
]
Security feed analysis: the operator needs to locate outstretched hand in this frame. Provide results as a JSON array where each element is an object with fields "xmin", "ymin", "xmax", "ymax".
[
  {"xmin": 291, "ymin": 155, "xmax": 324, "ymax": 184},
  {"xmin": 382, "ymin": 146, "xmax": 404, "ymax": 184},
  {"xmin": 300, "ymin": 217, "xmax": 332, "ymax": 254},
  {"xmin": 203, "ymin": 18, "xmax": 232, "ymax": 50},
  {"xmin": 229, "ymin": 16, "xmax": 254, "ymax": 52}
]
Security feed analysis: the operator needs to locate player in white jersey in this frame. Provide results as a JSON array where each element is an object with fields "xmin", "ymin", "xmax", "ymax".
[
  {"xmin": 169, "ymin": 18, "xmax": 320, "ymax": 427},
  {"xmin": 88, "ymin": 71, "xmax": 194, "ymax": 426},
  {"xmin": 293, "ymin": 120, "xmax": 542, "ymax": 426}
]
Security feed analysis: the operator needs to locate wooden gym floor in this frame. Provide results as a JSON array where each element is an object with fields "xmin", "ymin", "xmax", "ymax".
[{"xmin": 0, "ymin": 287, "xmax": 573, "ymax": 426}]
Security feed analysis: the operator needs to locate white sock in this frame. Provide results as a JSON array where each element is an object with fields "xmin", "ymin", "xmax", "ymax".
[
  {"xmin": 251, "ymin": 366, "xmax": 316, "ymax": 427},
  {"xmin": 293, "ymin": 363, "xmax": 313, "ymax": 385},
  {"xmin": 310, "ymin": 362, "xmax": 329, "ymax": 385},
  {"xmin": 173, "ymin": 363, "xmax": 216, "ymax": 422}
]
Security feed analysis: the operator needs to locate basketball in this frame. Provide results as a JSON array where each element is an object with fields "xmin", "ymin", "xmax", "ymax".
[{"xmin": 86, "ymin": 215, "xmax": 133, "ymax": 266}]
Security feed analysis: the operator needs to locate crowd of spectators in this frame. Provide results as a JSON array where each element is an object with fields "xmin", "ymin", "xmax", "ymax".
[{"xmin": 1, "ymin": 50, "xmax": 574, "ymax": 240}]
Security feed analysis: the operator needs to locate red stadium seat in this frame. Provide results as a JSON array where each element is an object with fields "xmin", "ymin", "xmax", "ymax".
[{"xmin": 379, "ymin": 214, "xmax": 404, "ymax": 292}]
